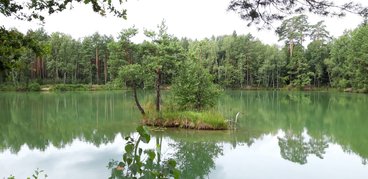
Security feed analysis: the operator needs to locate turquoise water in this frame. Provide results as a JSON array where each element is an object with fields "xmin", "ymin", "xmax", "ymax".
[{"xmin": 0, "ymin": 91, "xmax": 367, "ymax": 178}]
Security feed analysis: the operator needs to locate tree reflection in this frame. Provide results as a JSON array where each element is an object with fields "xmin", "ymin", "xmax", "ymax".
[
  {"xmin": 1, "ymin": 90, "xmax": 368, "ymax": 168},
  {"xmin": 169, "ymin": 141, "xmax": 223, "ymax": 179},
  {"xmin": 278, "ymin": 130, "xmax": 328, "ymax": 165},
  {"xmin": 308, "ymin": 137, "xmax": 328, "ymax": 159},
  {"xmin": 0, "ymin": 91, "xmax": 142, "ymax": 153},
  {"xmin": 278, "ymin": 133, "xmax": 309, "ymax": 164}
]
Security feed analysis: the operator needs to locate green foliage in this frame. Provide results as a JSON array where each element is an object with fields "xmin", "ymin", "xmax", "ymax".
[
  {"xmin": 228, "ymin": 0, "xmax": 368, "ymax": 28},
  {"xmin": 276, "ymin": 15, "xmax": 309, "ymax": 45},
  {"xmin": 172, "ymin": 61, "xmax": 220, "ymax": 110},
  {"xmin": 350, "ymin": 24, "xmax": 368, "ymax": 89},
  {"xmin": 0, "ymin": 0, "xmax": 127, "ymax": 22},
  {"xmin": 118, "ymin": 64, "xmax": 146, "ymax": 87},
  {"xmin": 28, "ymin": 82, "xmax": 41, "ymax": 91},
  {"xmin": 326, "ymin": 24, "xmax": 368, "ymax": 91},
  {"xmin": 305, "ymin": 40, "xmax": 330, "ymax": 87},
  {"xmin": 142, "ymin": 20, "xmax": 186, "ymax": 84},
  {"xmin": 105, "ymin": 80, "xmax": 125, "ymax": 90},
  {"xmin": 286, "ymin": 45, "xmax": 313, "ymax": 87},
  {"xmin": 0, "ymin": 84, "xmax": 16, "ymax": 91},
  {"xmin": 108, "ymin": 126, "xmax": 180, "ymax": 179},
  {"xmin": 326, "ymin": 32, "xmax": 353, "ymax": 88}
]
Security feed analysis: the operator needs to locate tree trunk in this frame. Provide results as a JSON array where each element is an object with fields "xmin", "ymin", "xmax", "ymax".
[
  {"xmin": 90, "ymin": 59, "xmax": 93, "ymax": 85},
  {"xmin": 96, "ymin": 47, "xmax": 99, "ymax": 84},
  {"xmin": 37, "ymin": 56, "xmax": 42, "ymax": 79},
  {"xmin": 133, "ymin": 84, "xmax": 145, "ymax": 115},
  {"xmin": 74, "ymin": 60, "xmax": 77, "ymax": 83},
  {"xmin": 155, "ymin": 69, "xmax": 161, "ymax": 113},
  {"xmin": 63, "ymin": 72, "xmax": 66, "ymax": 84},
  {"xmin": 327, "ymin": 71, "xmax": 332, "ymax": 87},
  {"xmin": 289, "ymin": 42, "xmax": 294, "ymax": 57},
  {"xmin": 104, "ymin": 51, "xmax": 108, "ymax": 84},
  {"xmin": 55, "ymin": 66, "xmax": 59, "ymax": 82}
]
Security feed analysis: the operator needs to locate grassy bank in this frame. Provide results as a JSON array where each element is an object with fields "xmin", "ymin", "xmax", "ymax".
[
  {"xmin": 142, "ymin": 110, "xmax": 228, "ymax": 130},
  {"xmin": 0, "ymin": 83, "xmax": 123, "ymax": 91},
  {"xmin": 46, "ymin": 84, "xmax": 119, "ymax": 91}
]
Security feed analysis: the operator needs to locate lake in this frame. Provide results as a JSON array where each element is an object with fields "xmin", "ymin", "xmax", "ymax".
[{"xmin": 0, "ymin": 90, "xmax": 367, "ymax": 178}]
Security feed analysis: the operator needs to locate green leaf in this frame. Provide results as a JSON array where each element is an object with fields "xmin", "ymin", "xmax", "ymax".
[
  {"xmin": 137, "ymin": 126, "xmax": 150, "ymax": 143},
  {"xmin": 136, "ymin": 126, "xmax": 149, "ymax": 136},
  {"xmin": 167, "ymin": 159, "xmax": 176, "ymax": 168},
  {"xmin": 127, "ymin": 158, "xmax": 133, "ymax": 165},
  {"xmin": 125, "ymin": 143, "xmax": 134, "ymax": 153},
  {"xmin": 134, "ymin": 155, "xmax": 141, "ymax": 163},
  {"xmin": 130, "ymin": 163, "xmax": 139, "ymax": 175},
  {"xmin": 140, "ymin": 133, "xmax": 150, "ymax": 143},
  {"xmin": 146, "ymin": 150, "xmax": 156, "ymax": 160},
  {"xmin": 173, "ymin": 169, "xmax": 180, "ymax": 179}
]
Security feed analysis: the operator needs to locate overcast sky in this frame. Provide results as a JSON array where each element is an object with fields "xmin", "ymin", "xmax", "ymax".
[{"xmin": 1, "ymin": 0, "xmax": 367, "ymax": 45}]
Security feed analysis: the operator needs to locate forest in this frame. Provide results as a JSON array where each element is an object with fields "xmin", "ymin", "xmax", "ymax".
[{"xmin": 1, "ymin": 15, "xmax": 368, "ymax": 92}]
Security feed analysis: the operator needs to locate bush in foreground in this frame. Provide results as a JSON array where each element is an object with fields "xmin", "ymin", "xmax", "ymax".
[{"xmin": 108, "ymin": 126, "xmax": 180, "ymax": 179}]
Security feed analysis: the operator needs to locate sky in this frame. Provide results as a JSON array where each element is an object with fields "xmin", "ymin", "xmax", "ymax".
[{"xmin": 1, "ymin": 0, "xmax": 367, "ymax": 45}]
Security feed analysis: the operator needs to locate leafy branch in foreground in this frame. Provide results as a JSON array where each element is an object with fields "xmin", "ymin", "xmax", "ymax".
[
  {"xmin": 107, "ymin": 126, "xmax": 180, "ymax": 179},
  {"xmin": 0, "ymin": 0, "xmax": 127, "ymax": 22},
  {"xmin": 228, "ymin": 0, "xmax": 368, "ymax": 28}
]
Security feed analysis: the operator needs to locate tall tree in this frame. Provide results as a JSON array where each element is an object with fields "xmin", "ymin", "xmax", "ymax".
[
  {"xmin": 143, "ymin": 20, "xmax": 185, "ymax": 112},
  {"xmin": 276, "ymin": 15, "xmax": 309, "ymax": 56},
  {"xmin": 309, "ymin": 21, "xmax": 331, "ymax": 41},
  {"xmin": 0, "ymin": 27, "xmax": 44, "ymax": 83},
  {"xmin": 305, "ymin": 41, "xmax": 331, "ymax": 87},
  {"xmin": 25, "ymin": 28, "xmax": 49, "ymax": 81},
  {"xmin": 117, "ymin": 27, "xmax": 146, "ymax": 115},
  {"xmin": 350, "ymin": 24, "xmax": 368, "ymax": 89},
  {"xmin": 325, "ymin": 32, "xmax": 353, "ymax": 88}
]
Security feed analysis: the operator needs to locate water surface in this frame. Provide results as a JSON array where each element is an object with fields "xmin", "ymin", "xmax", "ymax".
[{"xmin": 0, "ymin": 91, "xmax": 367, "ymax": 178}]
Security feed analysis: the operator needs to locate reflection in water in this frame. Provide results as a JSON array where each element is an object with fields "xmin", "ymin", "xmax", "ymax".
[
  {"xmin": 170, "ymin": 141, "xmax": 223, "ymax": 179},
  {"xmin": 0, "ymin": 91, "xmax": 145, "ymax": 153},
  {"xmin": 219, "ymin": 91, "xmax": 368, "ymax": 164},
  {"xmin": 278, "ymin": 130, "xmax": 328, "ymax": 165},
  {"xmin": 0, "ymin": 91, "xmax": 368, "ymax": 178}
]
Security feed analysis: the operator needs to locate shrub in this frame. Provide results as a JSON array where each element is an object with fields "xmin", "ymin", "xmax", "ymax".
[
  {"xmin": 28, "ymin": 82, "xmax": 41, "ymax": 91},
  {"xmin": 171, "ymin": 61, "xmax": 220, "ymax": 111}
]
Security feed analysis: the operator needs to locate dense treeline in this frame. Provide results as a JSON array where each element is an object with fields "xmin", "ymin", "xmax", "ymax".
[{"xmin": 1, "ymin": 16, "xmax": 368, "ymax": 92}]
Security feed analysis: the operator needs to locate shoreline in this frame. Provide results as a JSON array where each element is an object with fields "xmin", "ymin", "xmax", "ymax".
[{"xmin": 0, "ymin": 84, "xmax": 366, "ymax": 94}]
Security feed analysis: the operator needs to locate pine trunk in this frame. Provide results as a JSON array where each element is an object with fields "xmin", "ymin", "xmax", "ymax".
[
  {"xmin": 155, "ymin": 69, "xmax": 161, "ymax": 112},
  {"xmin": 104, "ymin": 51, "xmax": 108, "ymax": 84},
  {"xmin": 133, "ymin": 84, "xmax": 145, "ymax": 115},
  {"xmin": 96, "ymin": 47, "xmax": 99, "ymax": 84}
]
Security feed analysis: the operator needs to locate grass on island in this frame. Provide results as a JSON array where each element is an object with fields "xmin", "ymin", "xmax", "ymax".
[{"xmin": 142, "ymin": 109, "xmax": 228, "ymax": 130}]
